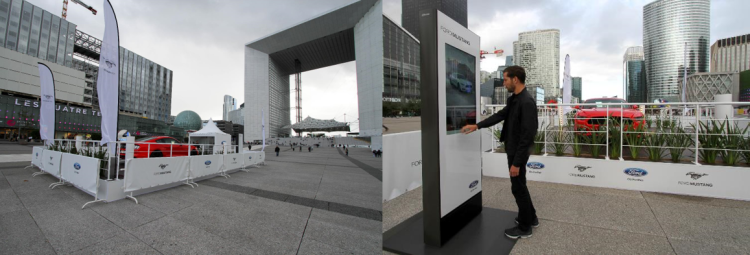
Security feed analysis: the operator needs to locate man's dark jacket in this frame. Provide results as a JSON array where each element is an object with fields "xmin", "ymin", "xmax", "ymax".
[{"xmin": 476, "ymin": 87, "xmax": 538, "ymax": 167}]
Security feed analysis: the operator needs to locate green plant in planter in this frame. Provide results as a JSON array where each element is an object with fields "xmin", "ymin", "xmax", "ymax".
[
  {"xmin": 742, "ymin": 135, "xmax": 750, "ymax": 165},
  {"xmin": 572, "ymin": 132, "xmax": 583, "ymax": 157},
  {"xmin": 646, "ymin": 116, "xmax": 653, "ymax": 129},
  {"xmin": 643, "ymin": 131, "xmax": 666, "ymax": 162},
  {"xmin": 718, "ymin": 120, "xmax": 748, "ymax": 166},
  {"xmin": 624, "ymin": 124, "xmax": 645, "ymax": 160},
  {"xmin": 532, "ymin": 122, "xmax": 548, "ymax": 155},
  {"xmin": 551, "ymin": 129, "xmax": 568, "ymax": 156},
  {"xmin": 608, "ymin": 117, "xmax": 622, "ymax": 159},
  {"xmin": 666, "ymin": 123, "xmax": 693, "ymax": 163},
  {"xmin": 691, "ymin": 120, "xmax": 725, "ymax": 165},
  {"xmin": 585, "ymin": 126, "xmax": 606, "ymax": 158}
]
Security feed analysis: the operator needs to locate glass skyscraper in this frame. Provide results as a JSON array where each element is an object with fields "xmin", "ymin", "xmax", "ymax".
[
  {"xmin": 513, "ymin": 29, "xmax": 560, "ymax": 100},
  {"xmin": 643, "ymin": 0, "xmax": 709, "ymax": 103},
  {"xmin": 401, "ymin": 0, "xmax": 466, "ymax": 41},
  {"xmin": 0, "ymin": 0, "xmax": 76, "ymax": 68},
  {"xmin": 624, "ymin": 46, "xmax": 647, "ymax": 103},
  {"xmin": 572, "ymin": 77, "xmax": 582, "ymax": 100}
]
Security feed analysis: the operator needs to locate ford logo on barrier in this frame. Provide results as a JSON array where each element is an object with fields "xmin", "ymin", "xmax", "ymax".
[
  {"xmin": 469, "ymin": 180, "xmax": 479, "ymax": 189},
  {"xmin": 248, "ymin": 156, "xmax": 252, "ymax": 159},
  {"xmin": 36, "ymin": 152, "xmax": 38, "ymax": 157},
  {"xmin": 74, "ymin": 163, "xmax": 81, "ymax": 170},
  {"xmin": 205, "ymin": 160, "xmax": 211, "ymax": 165},
  {"xmin": 527, "ymin": 162, "xmax": 545, "ymax": 169},
  {"xmin": 624, "ymin": 168, "xmax": 648, "ymax": 177}
]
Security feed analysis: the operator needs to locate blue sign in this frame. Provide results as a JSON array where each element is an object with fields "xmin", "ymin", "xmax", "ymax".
[
  {"xmin": 73, "ymin": 163, "xmax": 81, "ymax": 170},
  {"xmin": 469, "ymin": 180, "xmax": 479, "ymax": 189},
  {"xmin": 624, "ymin": 168, "xmax": 648, "ymax": 177},
  {"xmin": 205, "ymin": 160, "xmax": 211, "ymax": 165},
  {"xmin": 527, "ymin": 162, "xmax": 545, "ymax": 169},
  {"xmin": 248, "ymin": 156, "xmax": 252, "ymax": 159}
]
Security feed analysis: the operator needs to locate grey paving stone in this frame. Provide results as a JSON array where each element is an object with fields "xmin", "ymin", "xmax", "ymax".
[
  {"xmin": 298, "ymin": 238, "xmax": 357, "ymax": 255},
  {"xmin": 484, "ymin": 183, "xmax": 665, "ymax": 236},
  {"xmin": 647, "ymin": 198, "xmax": 750, "ymax": 248},
  {"xmin": 643, "ymin": 192, "xmax": 750, "ymax": 210},
  {"xmin": 329, "ymin": 202, "xmax": 382, "ymax": 222},
  {"xmin": 130, "ymin": 216, "xmax": 258, "ymax": 255},
  {"xmin": 88, "ymin": 199, "xmax": 167, "ymax": 230},
  {"xmin": 169, "ymin": 202, "xmax": 307, "ymax": 254},
  {"xmin": 0, "ymin": 210, "xmax": 56, "ymax": 255},
  {"xmin": 669, "ymin": 237, "xmax": 749, "ymax": 255},
  {"xmin": 0, "ymin": 188, "xmax": 24, "ymax": 215},
  {"xmin": 25, "ymin": 201, "xmax": 126, "ymax": 254},
  {"xmin": 137, "ymin": 191, "xmax": 194, "ymax": 214},
  {"xmin": 304, "ymin": 209, "xmax": 382, "ymax": 254},
  {"xmin": 285, "ymin": 195, "xmax": 329, "ymax": 210},
  {"xmin": 382, "ymin": 189, "xmax": 422, "ymax": 233},
  {"xmin": 509, "ymin": 219, "xmax": 675, "ymax": 254},
  {"xmin": 71, "ymin": 232, "xmax": 160, "ymax": 255}
]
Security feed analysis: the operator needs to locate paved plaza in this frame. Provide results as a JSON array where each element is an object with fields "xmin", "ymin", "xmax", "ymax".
[
  {"xmin": 0, "ymin": 145, "xmax": 382, "ymax": 254},
  {"xmin": 384, "ymin": 176, "xmax": 750, "ymax": 254}
]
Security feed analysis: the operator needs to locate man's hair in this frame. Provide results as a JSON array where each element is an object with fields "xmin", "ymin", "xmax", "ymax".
[{"xmin": 503, "ymin": 66, "xmax": 526, "ymax": 84}]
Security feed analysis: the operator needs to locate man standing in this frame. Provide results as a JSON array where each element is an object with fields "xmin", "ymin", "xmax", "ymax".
[{"xmin": 460, "ymin": 66, "xmax": 539, "ymax": 239}]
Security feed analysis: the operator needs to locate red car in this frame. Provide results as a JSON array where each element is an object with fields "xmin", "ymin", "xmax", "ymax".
[
  {"xmin": 573, "ymin": 98, "xmax": 645, "ymax": 132},
  {"xmin": 120, "ymin": 136, "xmax": 199, "ymax": 158}
]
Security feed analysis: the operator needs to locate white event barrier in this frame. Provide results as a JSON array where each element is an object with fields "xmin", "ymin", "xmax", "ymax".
[
  {"xmin": 31, "ymin": 147, "xmax": 44, "ymax": 167},
  {"xmin": 483, "ymin": 153, "xmax": 750, "ymax": 201},
  {"xmin": 189, "ymin": 154, "xmax": 224, "ymax": 178},
  {"xmin": 59, "ymin": 153, "xmax": 100, "ymax": 195},
  {"xmin": 223, "ymin": 154, "xmax": 244, "ymax": 171},
  {"xmin": 383, "ymin": 131, "xmax": 423, "ymax": 202},
  {"xmin": 243, "ymin": 151, "xmax": 264, "ymax": 166},
  {"xmin": 42, "ymin": 150, "xmax": 63, "ymax": 178},
  {"xmin": 124, "ymin": 157, "xmax": 190, "ymax": 194}
]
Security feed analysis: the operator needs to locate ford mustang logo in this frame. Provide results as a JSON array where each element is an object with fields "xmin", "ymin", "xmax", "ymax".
[
  {"xmin": 105, "ymin": 60, "xmax": 116, "ymax": 69},
  {"xmin": 158, "ymin": 164, "xmax": 168, "ymax": 169},
  {"xmin": 469, "ymin": 180, "xmax": 478, "ymax": 189},
  {"xmin": 574, "ymin": 165, "xmax": 591, "ymax": 172},
  {"xmin": 686, "ymin": 172, "xmax": 707, "ymax": 180},
  {"xmin": 624, "ymin": 168, "xmax": 648, "ymax": 177},
  {"xmin": 527, "ymin": 162, "xmax": 544, "ymax": 169},
  {"xmin": 73, "ymin": 163, "xmax": 81, "ymax": 170},
  {"xmin": 204, "ymin": 160, "xmax": 211, "ymax": 165},
  {"xmin": 44, "ymin": 94, "xmax": 52, "ymax": 100},
  {"xmin": 50, "ymin": 156, "xmax": 53, "ymax": 160}
]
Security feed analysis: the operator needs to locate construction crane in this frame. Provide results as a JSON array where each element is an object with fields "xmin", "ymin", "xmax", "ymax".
[
  {"xmin": 480, "ymin": 47, "xmax": 504, "ymax": 60},
  {"xmin": 62, "ymin": 0, "xmax": 97, "ymax": 20}
]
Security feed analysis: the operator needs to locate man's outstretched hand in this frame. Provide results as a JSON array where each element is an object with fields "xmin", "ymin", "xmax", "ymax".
[{"xmin": 461, "ymin": 125, "xmax": 478, "ymax": 134}]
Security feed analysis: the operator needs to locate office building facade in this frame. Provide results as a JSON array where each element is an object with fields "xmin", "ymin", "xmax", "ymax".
[
  {"xmin": 624, "ymin": 46, "xmax": 647, "ymax": 103},
  {"xmin": 228, "ymin": 103, "xmax": 244, "ymax": 125},
  {"xmin": 401, "ymin": 0, "xmax": 466, "ymax": 41},
  {"xmin": 572, "ymin": 77, "xmax": 582, "ymax": 100},
  {"xmin": 643, "ymin": 0, "xmax": 710, "ymax": 103},
  {"xmin": 710, "ymin": 34, "xmax": 750, "ymax": 73},
  {"xmin": 505, "ymin": 55, "xmax": 513, "ymax": 66},
  {"xmin": 383, "ymin": 15, "xmax": 420, "ymax": 103},
  {"xmin": 684, "ymin": 72, "xmax": 740, "ymax": 103},
  {"xmin": 513, "ymin": 29, "xmax": 560, "ymax": 100},
  {"xmin": 0, "ymin": 0, "xmax": 77, "ymax": 67}
]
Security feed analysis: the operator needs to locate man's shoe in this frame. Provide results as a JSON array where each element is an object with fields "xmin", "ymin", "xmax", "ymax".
[
  {"xmin": 504, "ymin": 226, "xmax": 532, "ymax": 239},
  {"xmin": 515, "ymin": 217, "xmax": 540, "ymax": 228}
]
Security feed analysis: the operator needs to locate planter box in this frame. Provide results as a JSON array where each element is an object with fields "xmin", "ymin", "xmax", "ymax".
[{"xmin": 483, "ymin": 152, "xmax": 750, "ymax": 201}]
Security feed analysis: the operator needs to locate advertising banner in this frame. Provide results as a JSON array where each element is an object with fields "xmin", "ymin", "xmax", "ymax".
[
  {"xmin": 189, "ymin": 154, "xmax": 223, "ymax": 178},
  {"xmin": 482, "ymin": 153, "xmax": 750, "ymax": 201},
  {"xmin": 223, "ymin": 154, "xmax": 243, "ymax": 171},
  {"xmin": 37, "ymin": 63, "xmax": 55, "ymax": 145},
  {"xmin": 96, "ymin": 0, "xmax": 120, "ymax": 145},
  {"xmin": 42, "ymin": 150, "xmax": 63, "ymax": 178},
  {"xmin": 32, "ymin": 147, "xmax": 44, "ymax": 167},
  {"xmin": 60, "ymin": 153, "xmax": 100, "ymax": 195},
  {"xmin": 124, "ymin": 157, "xmax": 189, "ymax": 193},
  {"xmin": 383, "ymin": 131, "xmax": 423, "ymax": 202}
]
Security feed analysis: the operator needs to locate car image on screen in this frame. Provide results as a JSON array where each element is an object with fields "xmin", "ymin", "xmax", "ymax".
[{"xmin": 445, "ymin": 43, "xmax": 476, "ymax": 135}]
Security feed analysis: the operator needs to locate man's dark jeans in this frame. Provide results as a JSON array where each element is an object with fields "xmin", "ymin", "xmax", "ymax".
[{"xmin": 507, "ymin": 153, "xmax": 537, "ymax": 231}]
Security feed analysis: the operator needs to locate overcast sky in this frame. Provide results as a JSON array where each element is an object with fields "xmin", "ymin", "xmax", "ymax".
[{"xmin": 29, "ymin": 0, "xmax": 748, "ymax": 130}]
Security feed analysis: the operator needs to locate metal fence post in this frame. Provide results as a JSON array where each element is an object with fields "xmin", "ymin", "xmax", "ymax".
[
  {"xmin": 694, "ymin": 104, "xmax": 700, "ymax": 165},
  {"xmin": 620, "ymin": 104, "xmax": 624, "ymax": 161},
  {"xmin": 605, "ymin": 105, "xmax": 610, "ymax": 160}
]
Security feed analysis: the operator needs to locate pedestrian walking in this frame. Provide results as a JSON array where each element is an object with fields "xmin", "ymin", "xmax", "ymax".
[
  {"xmin": 275, "ymin": 146, "xmax": 280, "ymax": 157},
  {"xmin": 345, "ymin": 148, "xmax": 349, "ymax": 156},
  {"xmin": 461, "ymin": 66, "xmax": 539, "ymax": 239}
]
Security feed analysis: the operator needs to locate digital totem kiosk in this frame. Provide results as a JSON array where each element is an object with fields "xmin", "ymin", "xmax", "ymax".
[{"xmin": 419, "ymin": 9, "xmax": 482, "ymax": 247}]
